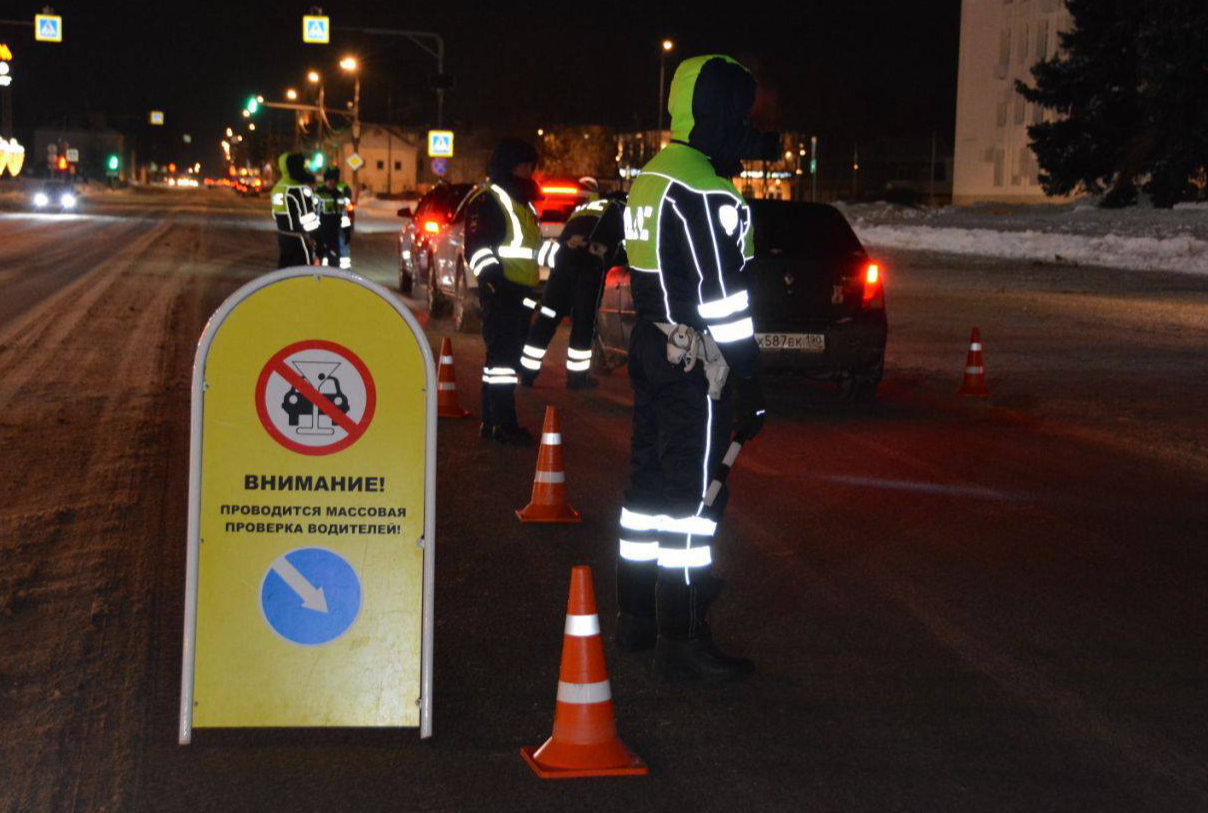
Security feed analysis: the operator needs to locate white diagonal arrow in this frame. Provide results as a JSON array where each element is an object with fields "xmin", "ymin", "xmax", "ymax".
[{"xmin": 270, "ymin": 555, "xmax": 329, "ymax": 613}]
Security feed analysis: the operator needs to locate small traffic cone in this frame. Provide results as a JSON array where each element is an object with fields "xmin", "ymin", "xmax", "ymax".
[
  {"xmin": 958, "ymin": 327, "xmax": 990, "ymax": 397},
  {"xmin": 436, "ymin": 337, "xmax": 471, "ymax": 418},
  {"xmin": 522, "ymin": 566, "xmax": 649, "ymax": 779},
  {"xmin": 516, "ymin": 406, "xmax": 580, "ymax": 523}
]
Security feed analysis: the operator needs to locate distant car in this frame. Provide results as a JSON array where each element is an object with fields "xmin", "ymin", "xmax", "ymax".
[
  {"xmin": 397, "ymin": 183, "xmax": 473, "ymax": 297},
  {"xmin": 595, "ymin": 200, "xmax": 887, "ymax": 401},
  {"xmin": 32, "ymin": 181, "xmax": 79, "ymax": 213},
  {"xmin": 423, "ymin": 181, "xmax": 577, "ymax": 333}
]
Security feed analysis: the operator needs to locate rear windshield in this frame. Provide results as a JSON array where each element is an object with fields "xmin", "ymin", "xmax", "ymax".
[
  {"xmin": 428, "ymin": 184, "xmax": 472, "ymax": 218},
  {"xmin": 748, "ymin": 201, "xmax": 864, "ymax": 260}
]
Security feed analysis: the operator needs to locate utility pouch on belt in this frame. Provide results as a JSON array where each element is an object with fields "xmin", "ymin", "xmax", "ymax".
[{"xmin": 656, "ymin": 322, "xmax": 730, "ymax": 400}]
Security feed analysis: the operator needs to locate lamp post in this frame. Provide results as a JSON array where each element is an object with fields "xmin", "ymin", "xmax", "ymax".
[
  {"xmin": 657, "ymin": 39, "xmax": 674, "ymax": 141},
  {"xmin": 340, "ymin": 56, "xmax": 360, "ymax": 202}
]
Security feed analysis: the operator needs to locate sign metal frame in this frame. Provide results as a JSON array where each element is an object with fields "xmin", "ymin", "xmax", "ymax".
[{"xmin": 178, "ymin": 267, "xmax": 438, "ymax": 743}]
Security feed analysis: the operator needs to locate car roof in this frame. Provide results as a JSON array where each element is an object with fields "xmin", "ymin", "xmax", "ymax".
[{"xmin": 746, "ymin": 200, "xmax": 865, "ymax": 259}]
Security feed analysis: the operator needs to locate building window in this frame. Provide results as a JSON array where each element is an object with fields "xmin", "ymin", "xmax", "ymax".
[
  {"xmin": 1033, "ymin": 101, "xmax": 1045, "ymax": 125},
  {"xmin": 376, "ymin": 160, "xmax": 384, "ymax": 170},
  {"xmin": 998, "ymin": 29, "xmax": 1012, "ymax": 71},
  {"xmin": 1015, "ymin": 95, "xmax": 1026, "ymax": 125},
  {"xmin": 994, "ymin": 150, "xmax": 1005, "ymax": 187},
  {"xmin": 1019, "ymin": 25, "xmax": 1029, "ymax": 62},
  {"xmin": 997, "ymin": 101, "xmax": 1009, "ymax": 128},
  {"xmin": 1036, "ymin": 20, "xmax": 1049, "ymax": 61},
  {"xmin": 394, "ymin": 161, "xmax": 402, "ymax": 171}
]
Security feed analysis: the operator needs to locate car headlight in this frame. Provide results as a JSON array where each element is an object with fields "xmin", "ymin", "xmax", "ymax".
[
  {"xmin": 61, "ymin": 194, "xmax": 77, "ymax": 208},
  {"xmin": 34, "ymin": 192, "xmax": 49, "ymax": 207}
]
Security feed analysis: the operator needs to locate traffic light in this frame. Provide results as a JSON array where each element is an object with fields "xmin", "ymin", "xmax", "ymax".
[
  {"xmin": 56, "ymin": 156, "xmax": 67, "ymax": 170},
  {"xmin": 310, "ymin": 151, "xmax": 326, "ymax": 171},
  {"xmin": 107, "ymin": 154, "xmax": 120, "ymax": 171},
  {"xmin": 168, "ymin": 162, "xmax": 177, "ymax": 173},
  {"xmin": 245, "ymin": 96, "xmax": 259, "ymax": 115}
]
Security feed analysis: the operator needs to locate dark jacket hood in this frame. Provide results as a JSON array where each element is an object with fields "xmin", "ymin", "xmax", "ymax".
[
  {"xmin": 279, "ymin": 152, "xmax": 315, "ymax": 184},
  {"xmin": 667, "ymin": 55, "xmax": 771, "ymax": 174}
]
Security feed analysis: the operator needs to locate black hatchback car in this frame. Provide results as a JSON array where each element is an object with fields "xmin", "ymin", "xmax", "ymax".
[{"xmin": 595, "ymin": 200, "xmax": 887, "ymax": 401}]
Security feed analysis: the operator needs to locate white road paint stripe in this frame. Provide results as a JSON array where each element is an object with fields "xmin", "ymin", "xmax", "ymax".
[{"xmin": 821, "ymin": 474, "xmax": 1022, "ymax": 501}]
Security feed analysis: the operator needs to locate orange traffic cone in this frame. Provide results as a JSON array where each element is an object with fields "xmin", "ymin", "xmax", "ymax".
[
  {"xmin": 958, "ymin": 327, "xmax": 990, "ymax": 397},
  {"xmin": 516, "ymin": 406, "xmax": 580, "ymax": 523},
  {"xmin": 522, "ymin": 566, "xmax": 649, "ymax": 779},
  {"xmin": 436, "ymin": 337, "xmax": 471, "ymax": 418}
]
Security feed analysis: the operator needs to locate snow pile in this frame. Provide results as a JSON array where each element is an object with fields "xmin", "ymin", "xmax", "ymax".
[{"xmin": 840, "ymin": 201, "xmax": 1208, "ymax": 275}]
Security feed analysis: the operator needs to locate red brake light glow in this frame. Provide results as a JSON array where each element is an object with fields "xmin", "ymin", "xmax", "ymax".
[
  {"xmin": 423, "ymin": 220, "xmax": 441, "ymax": 234},
  {"xmin": 862, "ymin": 262, "xmax": 884, "ymax": 308},
  {"xmin": 541, "ymin": 185, "xmax": 580, "ymax": 196}
]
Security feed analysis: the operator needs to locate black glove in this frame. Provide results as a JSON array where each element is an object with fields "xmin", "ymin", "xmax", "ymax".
[{"xmin": 734, "ymin": 375, "xmax": 766, "ymax": 441}]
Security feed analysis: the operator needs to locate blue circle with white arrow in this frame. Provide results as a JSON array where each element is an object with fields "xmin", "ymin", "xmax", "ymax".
[{"xmin": 260, "ymin": 547, "xmax": 361, "ymax": 646}]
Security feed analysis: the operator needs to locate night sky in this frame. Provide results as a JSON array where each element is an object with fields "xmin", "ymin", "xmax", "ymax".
[{"xmin": 5, "ymin": 0, "xmax": 961, "ymax": 171}]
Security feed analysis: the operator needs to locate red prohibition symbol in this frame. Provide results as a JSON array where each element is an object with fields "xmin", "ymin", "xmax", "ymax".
[{"xmin": 255, "ymin": 339, "xmax": 377, "ymax": 456}]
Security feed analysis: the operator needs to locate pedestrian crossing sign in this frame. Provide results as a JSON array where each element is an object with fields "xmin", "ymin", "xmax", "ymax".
[
  {"xmin": 427, "ymin": 130, "xmax": 454, "ymax": 158},
  {"xmin": 302, "ymin": 15, "xmax": 330, "ymax": 44},
  {"xmin": 34, "ymin": 14, "xmax": 62, "ymax": 43}
]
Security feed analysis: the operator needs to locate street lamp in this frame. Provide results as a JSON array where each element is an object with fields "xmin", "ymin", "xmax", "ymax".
[
  {"xmin": 340, "ymin": 56, "xmax": 362, "ymax": 203},
  {"xmin": 658, "ymin": 39, "xmax": 675, "ymax": 138},
  {"xmin": 307, "ymin": 70, "xmax": 320, "ymax": 84},
  {"xmin": 286, "ymin": 88, "xmax": 298, "ymax": 101}
]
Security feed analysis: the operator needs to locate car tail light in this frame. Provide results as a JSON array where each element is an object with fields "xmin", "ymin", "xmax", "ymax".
[
  {"xmin": 541, "ymin": 185, "xmax": 580, "ymax": 196},
  {"xmin": 423, "ymin": 220, "xmax": 441, "ymax": 234},
  {"xmin": 861, "ymin": 262, "xmax": 884, "ymax": 309}
]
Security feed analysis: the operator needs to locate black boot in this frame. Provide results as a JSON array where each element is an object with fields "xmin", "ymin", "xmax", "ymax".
[
  {"xmin": 479, "ymin": 422, "xmax": 494, "ymax": 441},
  {"xmin": 654, "ymin": 575, "xmax": 754, "ymax": 682},
  {"xmin": 492, "ymin": 424, "xmax": 533, "ymax": 446},
  {"xmin": 615, "ymin": 560, "xmax": 658, "ymax": 652}
]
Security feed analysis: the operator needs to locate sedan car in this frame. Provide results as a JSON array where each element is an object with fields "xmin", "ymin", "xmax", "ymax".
[
  {"xmin": 32, "ymin": 181, "xmax": 79, "ymax": 213},
  {"xmin": 595, "ymin": 200, "xmax": 887, "ymax": 401},
  {"xmin": 397, "ymin": 183, "xmax": 473, "ymax": 297}
]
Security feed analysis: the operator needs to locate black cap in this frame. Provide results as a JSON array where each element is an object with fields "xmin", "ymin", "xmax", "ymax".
[
  {"xmin": 324, "ymin": 167, "xmax": 340, "ymax": 181},
  {"xmin": 487, "ymin": 138, "xmax": 539, "ymax": 182}
]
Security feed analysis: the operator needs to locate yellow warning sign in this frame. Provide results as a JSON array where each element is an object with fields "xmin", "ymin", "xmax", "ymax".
[{"xmin": 180, "ymin": 269, "xmax": 436, "ymax": 741}]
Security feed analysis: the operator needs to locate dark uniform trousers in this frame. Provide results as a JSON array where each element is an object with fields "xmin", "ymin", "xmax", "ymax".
[
  {"xmin": 479, "ymin": 286, "xmax": 533, "ymax": 428},
  {"xmin": 277, "ymin": 233, "xmax": 312, "ymax": 268},
  {"xmin": 526, "ymin": 247, "xmax": 605, "ymax": 365},
  {"xmin": 619, "ymin": 319, "xmax": 733, "ymax": 615}
]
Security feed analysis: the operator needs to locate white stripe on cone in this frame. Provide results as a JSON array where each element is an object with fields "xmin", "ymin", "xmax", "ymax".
[
  {"xmin": 541, "ymin": 432, "xmax": 562, "ymax": 445},
  {"xmin": 534, "ymin": 470, "xmax": 566, "ymax": 483},
  {"xmin": 966, "ymin": 366, "xmax": 984, "ymax": 375},
  {"xmin": 438, "ymin": 383, "xmax": 457, "ymax": 391},
  {"xmin": 441, "ymin": 355, "xmax": 454, "ymax": 364},
  {"xmin": 970, "ymin": 343, "xmax": 982, "ymax": 351},
  {"xmin": 556, "ymin": 680, "xmax": 612, "ymax": 705},
  {"xmin": 564, "ymin": 614, "xmax": 601, "ymax": 637}
]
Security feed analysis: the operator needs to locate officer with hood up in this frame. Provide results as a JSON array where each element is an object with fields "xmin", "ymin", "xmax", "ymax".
[
  {"xmin": 463, "ymin": 138, "xmax": 544, "ymax": 445},
  {"xmin": 615, "ymin": 55, "xmax": 777, "ymax": 681},
  {"xmin": 270, "ymin": 152, "xmax": 320, "ymax": 268}
]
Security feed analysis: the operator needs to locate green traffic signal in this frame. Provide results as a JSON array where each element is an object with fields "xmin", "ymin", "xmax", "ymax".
[
  {"xmin": 107, "ymin": 155, "xmax": 120, "ymax": 171},
  {"xmin": 310, "ymin": 152, "xmax": 326, "ymax": 171},
  {"xmin": 245, "ymin": 96, "xmax": 259, "ymax": 115}
]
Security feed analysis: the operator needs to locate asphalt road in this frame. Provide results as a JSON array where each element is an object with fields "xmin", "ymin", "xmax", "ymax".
[{"xmin": 1, "ymin": 188, "xmax": 1205, "ymax": 813}]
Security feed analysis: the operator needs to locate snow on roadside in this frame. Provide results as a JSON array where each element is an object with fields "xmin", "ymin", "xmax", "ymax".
[{"xmin": 840, "ymin": 201, "xmax": 1208, "ymax": 276}]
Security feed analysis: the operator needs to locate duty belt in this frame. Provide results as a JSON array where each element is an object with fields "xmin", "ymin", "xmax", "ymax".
[{"xmin": 654, "ymin": 322, "xmax": 730, "ymax": 400}]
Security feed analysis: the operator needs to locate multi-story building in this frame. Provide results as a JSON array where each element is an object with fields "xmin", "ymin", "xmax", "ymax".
[{"xmin": 952, "ymin": 0, "xmax": 1072, "ymax": 204}]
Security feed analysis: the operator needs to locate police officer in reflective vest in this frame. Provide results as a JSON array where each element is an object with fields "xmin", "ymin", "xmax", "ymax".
[
  {"xmin": 520, "ymin": 184, "xmax": 627, "ymax": 389},
  {"xmin": 314, "ymin": 167, "xmax": 351, "ymax": 269},
  {"xmin": 464, "ymin": 139, "xmax": 544, "ymax": 445},
  {"xmin": 615, "ymin": 55, "xmax": 777, "ymax": 681},
  {"xmin": 270, "ymin": 152, "xmax": 320, "ymax": 268}
]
